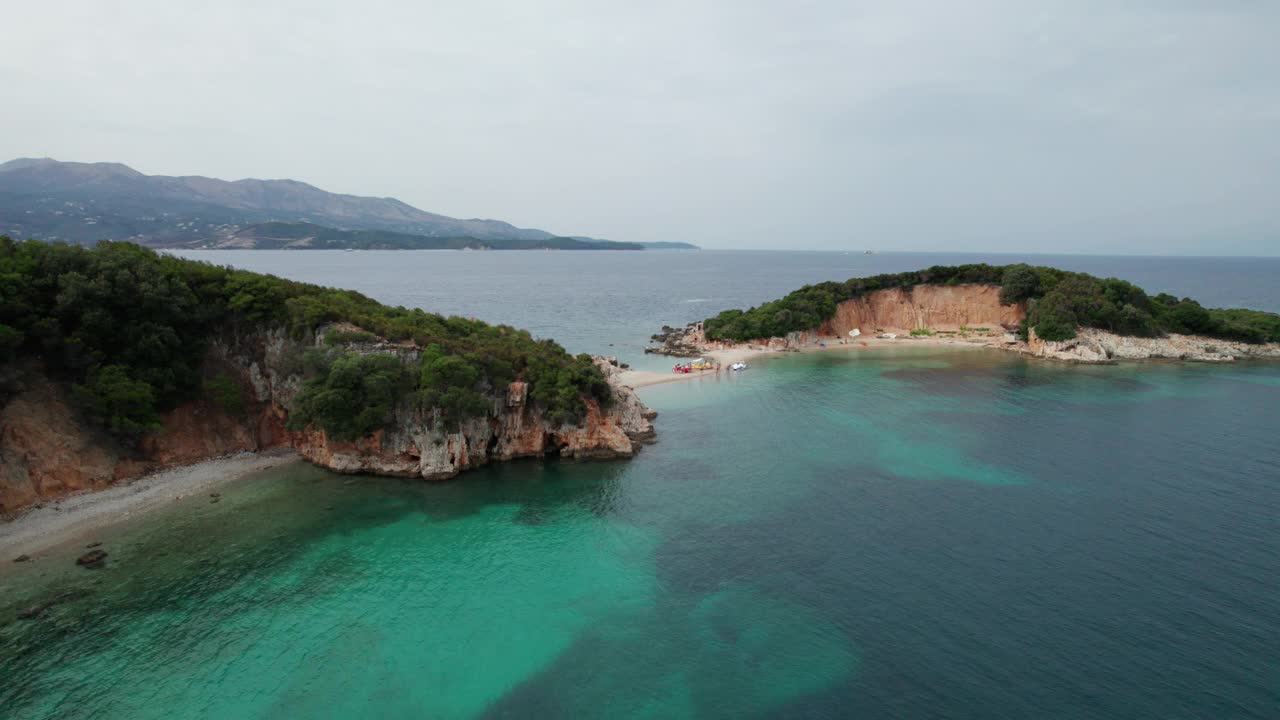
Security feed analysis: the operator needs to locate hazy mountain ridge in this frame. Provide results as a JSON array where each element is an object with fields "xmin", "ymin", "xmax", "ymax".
[
  {"xmin": 0, "ymin": 157, "xmax": 571, "ymax": 244},
  {"xmin": 182, "ymin": 221, "xmax": 652, "ymax": 250}
]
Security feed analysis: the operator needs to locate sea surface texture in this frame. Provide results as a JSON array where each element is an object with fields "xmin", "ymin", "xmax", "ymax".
[{"xmin": 2, "ymin": 251, "xmax": 1278, "ymax": 719}]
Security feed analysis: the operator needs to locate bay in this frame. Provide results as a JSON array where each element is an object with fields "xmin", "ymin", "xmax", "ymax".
[{"xmin": 2, "ymin": 251, "xmax": 1278, "ymax": 719}]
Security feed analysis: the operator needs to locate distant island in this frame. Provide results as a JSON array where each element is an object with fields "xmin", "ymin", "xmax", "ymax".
[
  {"xmin": 645, "ymin": 264, "xmax": 1280, "ymax": 365},
  {"xmin": 0, "ymin": 157, "xmax": 697, "ymax": 251}
]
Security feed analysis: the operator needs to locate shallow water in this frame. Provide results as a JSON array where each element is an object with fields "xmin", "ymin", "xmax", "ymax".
[
  {"xmin": 7, "ymin": 251, "xmax": 1280, "ymax": 717},
  {"xmin": 4, "ymin": 344, "xmax": 1278, "ymax": 719}
]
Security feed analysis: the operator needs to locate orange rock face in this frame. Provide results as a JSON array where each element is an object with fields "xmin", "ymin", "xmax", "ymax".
[
  {"xmin": 820, "ymin": 285, "xmax": 1026, "ymax": 336},
  {"xmin": 0, "ymin": 380, "xmax": 119, "ymax": 514}
]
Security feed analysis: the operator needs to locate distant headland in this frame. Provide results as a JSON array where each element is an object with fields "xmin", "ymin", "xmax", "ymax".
[{"xmin": 0, "ymin": 158, "xmax": 697, "ymax": 251}]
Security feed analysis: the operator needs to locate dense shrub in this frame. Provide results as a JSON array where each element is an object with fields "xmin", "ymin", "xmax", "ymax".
[
  {"xmin": 324, "ymin": 329, "xmax": 378, "ymax": 345},
  {"xmin": 998, "ymin": 265, "xmax": 1041, "ymax": 304},
  {"xmin": 205, "ymin": 372, "xmax": 245, "ymax": 416},
  {"xmin": 0, "ymin": 237, "xmax": 610, "ymax": 440},
  {"xmin": 72, "ymin": 364, "xmax": 161, "ymax": 436},
  {"xmin": 287, "ymin": 353, "xmax": 413, "ymax": 440},
  {"xmin": 703, "ymin": 262, "xmax": 1280, "ymax": 345}
]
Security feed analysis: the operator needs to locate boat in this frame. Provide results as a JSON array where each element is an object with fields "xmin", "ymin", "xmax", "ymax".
[{"xmin": 730, "ymin": 361, "xmax": 748, "ymax": 371}]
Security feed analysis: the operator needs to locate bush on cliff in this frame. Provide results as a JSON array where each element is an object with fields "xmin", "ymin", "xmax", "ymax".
[
  {"xmin": 71, "ymin": 364, "xmax": 162, "ymax": 436},
  {"xmin": 703, "ymin": 262, "xmax": 1280, "ymax": 345},
  {"xmin": 287, "ymin": 353, "xmax": 413, "ymax": 441},
  {"xmin": 0, "ymin": 236, "xmax": 610, "ymax": 440}
]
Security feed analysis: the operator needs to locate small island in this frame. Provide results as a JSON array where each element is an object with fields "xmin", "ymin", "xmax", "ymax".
[{"xmin": 641, "ymin": 264, "xmax": 1280, "ymax": 373}]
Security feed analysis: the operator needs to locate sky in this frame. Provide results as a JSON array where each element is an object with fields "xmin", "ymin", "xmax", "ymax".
[{"xmin": 2, "ymin": 0, "xmax": 1278, "ymax": 254}]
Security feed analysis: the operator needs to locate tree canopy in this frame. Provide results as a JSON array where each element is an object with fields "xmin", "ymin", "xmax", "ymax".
[{"xmin": 0, "ymin": 237, "xmax": 610, "ymax": 440}]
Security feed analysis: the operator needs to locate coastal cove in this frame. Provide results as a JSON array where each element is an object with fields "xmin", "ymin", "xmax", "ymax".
[
  {"xmin": 4, "ymin": 344, "xmax": 1280, "ymax": 718},
  {"xmin": 3, "ymin": 250, "xmax": 1280, "ymax": 719}
]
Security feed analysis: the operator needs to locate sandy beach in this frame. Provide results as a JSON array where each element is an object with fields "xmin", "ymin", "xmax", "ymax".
[
  {"xmin": 0, "ymin": 449, "xmax": 300, "ymax": 562},
  {"xmin": 619, "ymin": 335, "xmax": 997, "ymax": 388}
]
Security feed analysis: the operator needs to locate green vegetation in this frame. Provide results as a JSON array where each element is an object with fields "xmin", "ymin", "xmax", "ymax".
[
  {"xmin": 205, "ymin": 372, "xmax": 246, "ymax": 416},
  {"xmin": 287, "ymin": 353, "xmax": 413, "ymax": 440},
  {"xmin": 324, "ymin": 328, "xmax": 378, "ymax": 345},
  {"xmin": 0, "ymin": 237, "xmax": 609, "ymax": 440},
  {"xmin": 909, "ymin": 328, "xmax": 934, "ymax": 337},
  {"xmin": 72, "ymin": 365, "xmax": 161, "ymax": 436},
  {"xmin": 703, "ymin": 263, "xmax": 1280, "ymax": 345}
]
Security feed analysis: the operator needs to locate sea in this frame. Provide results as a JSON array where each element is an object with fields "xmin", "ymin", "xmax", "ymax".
[{"xmin": 2, "ymin": 250, "xmax": 1278, "ymax": 719}]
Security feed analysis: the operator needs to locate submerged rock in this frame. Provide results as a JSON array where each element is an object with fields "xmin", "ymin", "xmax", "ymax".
[
  {"xmin": 13, "ymin": 554, "xmax": 30, "ymax": 563},
  {"xmin": 16, "ymin": 589, "xmax": 93, "ymax": 621},
  {"xmin": 76, "ymin": 549, "xmax": 108, "ymax": 569}
]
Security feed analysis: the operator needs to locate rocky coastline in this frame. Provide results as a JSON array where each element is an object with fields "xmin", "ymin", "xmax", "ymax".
[
  {"xmin": 0, "ymin": 328, "xmax": 656, "ymax": 516},
  {"xmin": 645, "ymin": 285, "xmax": 1280, "ymax": 367}
]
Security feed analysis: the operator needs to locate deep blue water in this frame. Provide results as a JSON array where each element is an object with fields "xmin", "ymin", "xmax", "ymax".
[{"xmin": 1, "ymin": 251, "xmax": 1278, "ymax": 719}]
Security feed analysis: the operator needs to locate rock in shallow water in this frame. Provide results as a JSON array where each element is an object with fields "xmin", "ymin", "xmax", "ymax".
[{"xmin": 76, "ymin": 549, "xmax": 108, "ymax": 569}]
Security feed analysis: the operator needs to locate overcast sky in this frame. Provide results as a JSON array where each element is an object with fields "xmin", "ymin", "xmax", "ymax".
[{"xmin": 2, "ymin": 1, "xmax": 1278, "ymax": 254}]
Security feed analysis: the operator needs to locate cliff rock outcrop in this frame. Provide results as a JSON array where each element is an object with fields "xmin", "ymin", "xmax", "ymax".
[
  {"xmin": 818, "ymin": 285, "xmax": 1025, "ymax": 336},
  {"xmin": 0, "ymin": 330, "xmax": 656, "ymax": 514}
]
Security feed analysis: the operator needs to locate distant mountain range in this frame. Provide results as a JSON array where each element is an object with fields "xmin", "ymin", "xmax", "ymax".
[
  {"xmin": 191, "ymin": 221, "xmax": 649, "ymax": 251},
  {"xmin": 0, "ymin": 158, "xmax": 698, "ymax": 250}
]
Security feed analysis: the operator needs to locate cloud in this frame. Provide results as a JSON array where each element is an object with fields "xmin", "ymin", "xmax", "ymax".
[{"xmin": 1, "ymin": 0, "xmax": 1277, "ymax": 253}]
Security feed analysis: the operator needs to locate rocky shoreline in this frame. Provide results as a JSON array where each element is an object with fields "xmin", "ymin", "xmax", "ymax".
[
  {"xmin": 643, "ymin": 316, "xmax": 1280, "ymax": 369},
  {"xmin": 0, "ymin": 450, "xmax": 300, "ymax": 563},
  {"xmin": 647, "ymin": 283, "xmax": 1280, "ymax": 368},
  {"xmin": 1, "ymin": 322, "xmax": 658, "ymax": 516}
]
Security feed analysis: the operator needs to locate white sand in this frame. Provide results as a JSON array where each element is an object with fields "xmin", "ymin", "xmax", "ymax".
[
  {"xmin": 619, "ymin": 335, "xmax": 998, "ymax": 389},
  {"xmin": 0, "ymin": 449, "xmax": 300, "ymax": 561}
]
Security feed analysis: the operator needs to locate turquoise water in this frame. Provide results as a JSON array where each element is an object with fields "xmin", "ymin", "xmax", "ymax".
[{"xmin": 4, "ymin": 346, "xmax": 1279, "ymax": 718}]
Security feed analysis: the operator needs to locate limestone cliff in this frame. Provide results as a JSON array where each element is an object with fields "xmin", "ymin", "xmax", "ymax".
[
  {"xmin": 288, "ymin": 357, "xmax": 656, "ymax": 479},
  {"xmin": 1018, "ymin": 327, "xmax": 1280, "ymax": 363},
  {"xmin": 0, "ymin": 330, "xmax": 656, "ymax": 515}
]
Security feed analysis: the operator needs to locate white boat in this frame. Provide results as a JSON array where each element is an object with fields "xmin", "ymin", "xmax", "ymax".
[{"xmin": 730, "ymin": 361, "xmax": 748, "ymax": 371}]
